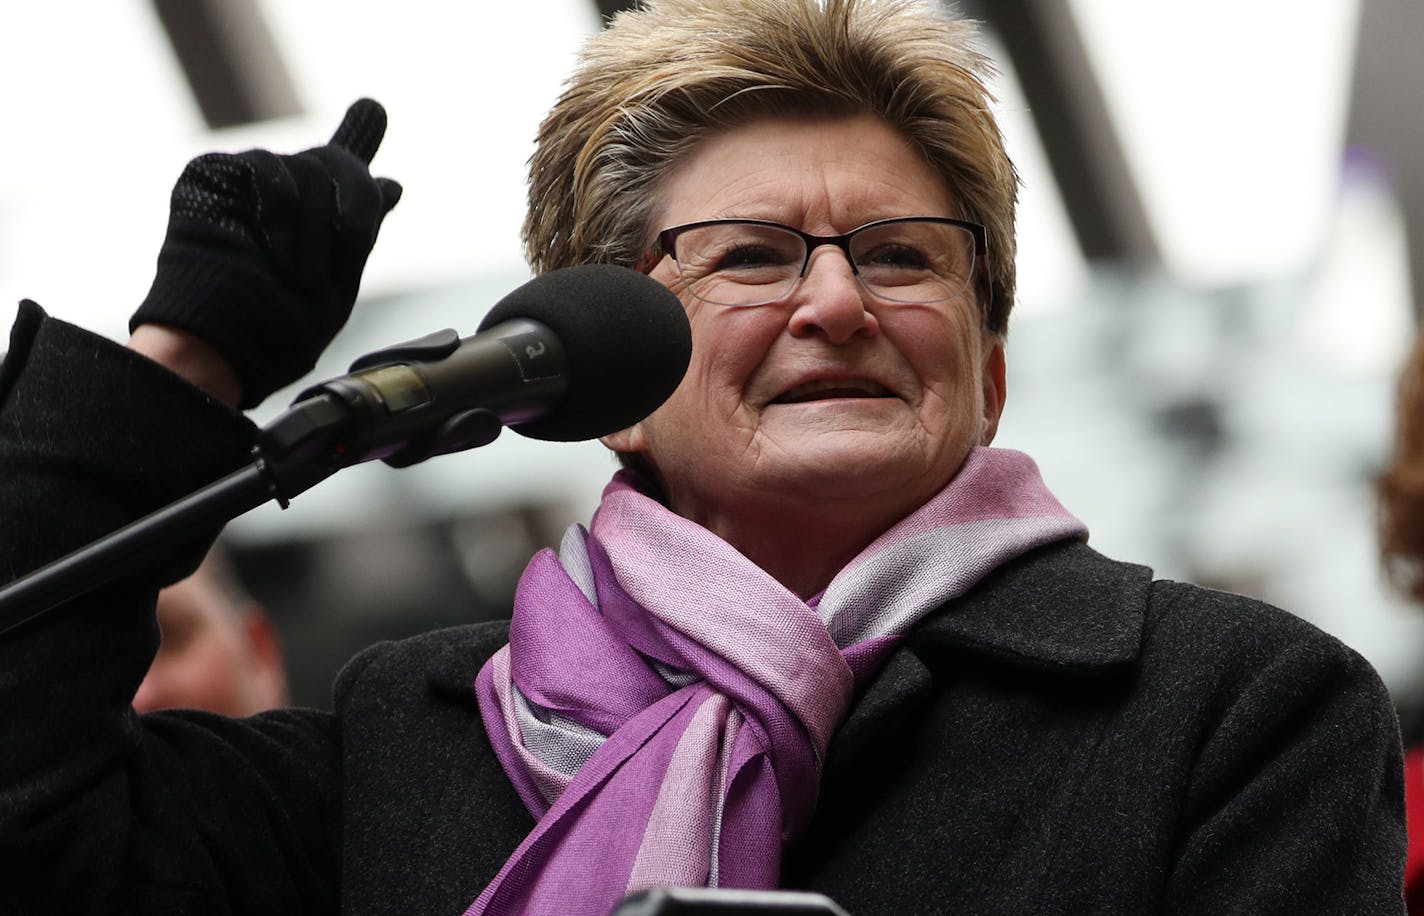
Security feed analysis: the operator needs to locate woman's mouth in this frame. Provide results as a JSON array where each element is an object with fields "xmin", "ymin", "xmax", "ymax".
[{"xmin": 772, "ymin": 378, "xmax": 894, "ymax": 404}]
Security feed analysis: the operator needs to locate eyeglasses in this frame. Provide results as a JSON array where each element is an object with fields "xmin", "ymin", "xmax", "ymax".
[{"xmin": 648, "ymin": 216, "xmax": 989, "ymax": 309}]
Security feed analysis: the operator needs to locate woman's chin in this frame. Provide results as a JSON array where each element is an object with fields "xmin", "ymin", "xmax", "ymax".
[{"xmin": 747, "ymin": 429, "xmax": 964, "ymax": 507}]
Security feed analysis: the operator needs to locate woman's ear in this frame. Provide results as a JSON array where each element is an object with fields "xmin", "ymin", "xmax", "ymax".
[{"xmin": 979, "ymin": 335, "xmax": 1007, "ymax": 445}]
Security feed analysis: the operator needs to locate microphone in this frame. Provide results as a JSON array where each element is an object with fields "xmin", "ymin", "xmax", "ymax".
[{"xmin": 259, "ymin": 264, "xmax": 691, "ymax": 468}]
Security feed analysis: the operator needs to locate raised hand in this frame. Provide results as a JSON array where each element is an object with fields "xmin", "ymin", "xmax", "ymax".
[{"xmin": 130, "ymin": 98, "xmax": 403, "ymax": 408}]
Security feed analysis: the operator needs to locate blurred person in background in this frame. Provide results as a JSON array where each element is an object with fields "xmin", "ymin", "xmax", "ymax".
[
  {"xmin": 1378, "ymin": 332, "xmax": 1424, "ymax": 912},
  {"xmin": 132, "ymin": 544, "xmax": 288, "ymax": 717}
]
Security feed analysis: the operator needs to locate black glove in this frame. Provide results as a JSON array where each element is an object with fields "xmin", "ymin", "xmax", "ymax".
[{"xmin": 130, "ymin": 98, "xmax": 403, "ymax": 408}]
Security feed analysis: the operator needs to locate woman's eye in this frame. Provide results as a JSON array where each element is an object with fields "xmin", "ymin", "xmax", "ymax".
[
  {"xmin": 863, "ymin": 244, "xmax": 929, "ymax": 269},
  {"xmin": 714, "ymin": 244, "xmax": 786, "ymax": 270}
]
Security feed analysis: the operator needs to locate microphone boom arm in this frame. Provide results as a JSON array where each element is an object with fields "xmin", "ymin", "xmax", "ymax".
[
  {"xmin": 0, "ymin": 440, "xmax": 339, "ymax": 637},
  {"xmin": 0, "ymin": 319, "xmax": 564, "ymax": 636}
]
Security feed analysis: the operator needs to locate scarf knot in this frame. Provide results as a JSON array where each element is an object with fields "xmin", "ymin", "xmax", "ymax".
[{"xmin": 467, "ymin": 447, "xmax": 1086, "ymax": 915}]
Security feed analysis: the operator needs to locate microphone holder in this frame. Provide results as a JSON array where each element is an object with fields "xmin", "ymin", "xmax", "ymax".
[
  {"xmin": 0, "ymin": 322, "xmax": 517, "ymax": 639},
  {"xmin": 0, "ymin": 397, "xmax": 367, "ymax": 637}
]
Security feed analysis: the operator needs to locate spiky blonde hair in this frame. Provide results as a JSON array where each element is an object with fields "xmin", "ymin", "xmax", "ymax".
[{"xmin": 524, "ymin": 0, "xmax": 1019, "ymax": 333}]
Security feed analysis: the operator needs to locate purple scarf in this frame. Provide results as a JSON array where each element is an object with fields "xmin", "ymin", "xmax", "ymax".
[{"xmin": 466, "ymin": 447, "xmax": 1086, "ymax": 915}]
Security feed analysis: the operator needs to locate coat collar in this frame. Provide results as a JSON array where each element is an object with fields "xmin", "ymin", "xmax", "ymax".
[
  {"xmin": 826, "ymin": 540, "xmax": 1150, "ymax": 771},
  {"xmin": 422, "ymin": 541, "xmax": 1151, "ymax": 797},
  {"xmin": 907, "ymin": 538, "xmax": 1149, "ymax": 672},
  {"xmin": 427, "ymin": 540, "xmax": 1149, "ymax": 688}
]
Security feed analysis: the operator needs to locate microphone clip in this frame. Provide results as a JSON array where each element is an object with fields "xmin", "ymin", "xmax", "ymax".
[
  {"xmin": 257, "ymin": 327, "xmax": 507, "ymax": 473},
  {"xmin": 340, "ymin": 329, "xmax": 507, "ymax": 467}
]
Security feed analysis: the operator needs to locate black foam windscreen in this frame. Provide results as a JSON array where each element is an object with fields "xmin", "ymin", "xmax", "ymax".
[{"xmin": 477, "ymin": 264, "xmax": 691, "ymax": 442}]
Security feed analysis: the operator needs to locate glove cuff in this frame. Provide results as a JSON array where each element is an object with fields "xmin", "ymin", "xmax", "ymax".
[{"xmin": 132, "ymin": 252, "xmax": 317, "ymax": 409}]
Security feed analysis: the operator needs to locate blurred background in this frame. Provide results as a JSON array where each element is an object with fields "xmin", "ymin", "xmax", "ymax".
[{"xmin": 4, "ymin": 0, "xmax": 1423, "ymax": 721}]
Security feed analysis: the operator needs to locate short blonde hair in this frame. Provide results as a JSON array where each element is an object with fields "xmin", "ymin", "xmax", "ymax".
[{"xmin": 524, "ymin": 0, "xmax": 1020, "ymax": 334}]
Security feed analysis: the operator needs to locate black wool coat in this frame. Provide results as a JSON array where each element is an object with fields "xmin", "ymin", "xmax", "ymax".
[{"xmin": 0, "ymin": 303, "xmax": 1407, "ymax": 914}]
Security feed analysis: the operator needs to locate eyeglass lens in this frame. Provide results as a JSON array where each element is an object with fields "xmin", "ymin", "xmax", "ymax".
[{"xmin": 670, "ymin": 220, "xmax": 977, "ymax": 307}]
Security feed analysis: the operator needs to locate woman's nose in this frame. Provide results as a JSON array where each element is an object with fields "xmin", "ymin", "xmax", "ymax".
[{"xmin": 785, "ymin": 247, "xmax": 879, "ymax": 343}]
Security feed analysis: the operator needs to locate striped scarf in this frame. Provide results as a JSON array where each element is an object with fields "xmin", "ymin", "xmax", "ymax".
[{"xmin": 466, "ymin": 447, "xmax": 1086, "ymax": 915}]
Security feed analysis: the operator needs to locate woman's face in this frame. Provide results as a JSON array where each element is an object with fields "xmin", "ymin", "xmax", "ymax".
[{"xmin": 603, "ymin": 113, "xmax": 1006, "ymax": 536}]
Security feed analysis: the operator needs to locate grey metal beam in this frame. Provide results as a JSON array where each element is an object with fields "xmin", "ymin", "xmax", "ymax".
[
  {"xmin": 149, "ymin": 0, "xmax": 302, "ymax": 129},
  {"xmin": 1347, "ymin": 0, "xmax": 1424, "ymax": 321},
  {"xmin": 594, "ymin": 0, "xmax": 638, "ymax": 23},
  {"xmin": 964, "ymin": 0, "xmax": 1159, "ymax": 265}
]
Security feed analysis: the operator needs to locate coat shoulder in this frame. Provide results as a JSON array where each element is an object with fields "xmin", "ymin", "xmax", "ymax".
[
  {"xmin": 1144, "ymin": 576, "xmax": 1381, "ymax": 684},
  {"xmin": 333, "ymin": 619, "xmax": 512, "ymax": 706}
]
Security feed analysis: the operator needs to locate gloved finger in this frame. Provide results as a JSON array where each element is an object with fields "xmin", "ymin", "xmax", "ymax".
[
  {"xmin": 329, "ymin": 97, "xmax": 388, "ymax": 164},
  {"xmin": 237, "ymin": 149, "xmax": 298, "ymax": 212},
  {"xmin": 377, "ymin": 177, "xmax": 403, "ymax": 214},
  {"xmin": 240, "ymin": 151, "xmax": 324, "ymax": 294},
  {"xmin": 301, "ymin": 145, "xmax": 386, "ymax": 226}
]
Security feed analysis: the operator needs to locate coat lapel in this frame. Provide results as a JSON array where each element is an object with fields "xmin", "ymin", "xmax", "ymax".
[
  {"xmin": 827, "ymin": 541, "xmax": 1149, "ymax": 772},
  {"xmin": 907, "ymin": 539, "xmax": 1149, "ymax": 672}
]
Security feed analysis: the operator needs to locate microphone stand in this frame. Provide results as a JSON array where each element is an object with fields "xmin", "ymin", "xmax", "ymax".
[
  {"xmin": 0, "ymin": 325, "xmax": 516, "ymax": 638},
  {"xmin": 0, "ymin": 396, "xmax": 356, "ymax": 637}
]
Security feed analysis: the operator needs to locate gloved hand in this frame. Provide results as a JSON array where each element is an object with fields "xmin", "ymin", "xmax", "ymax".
[{"xmin": 130, "ymin": 98, "xmax": 403, "ymax": 409}]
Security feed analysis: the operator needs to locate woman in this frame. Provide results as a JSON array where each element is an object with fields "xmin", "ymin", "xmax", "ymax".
[{"xmin": 0, "ymin": 0, "xmax": 1405, "ymax": 913}]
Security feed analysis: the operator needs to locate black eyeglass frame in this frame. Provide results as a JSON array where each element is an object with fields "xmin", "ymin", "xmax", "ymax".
[{"xmin": 647, "ymin": 215, "xmax": 992, "ymax": 311}]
